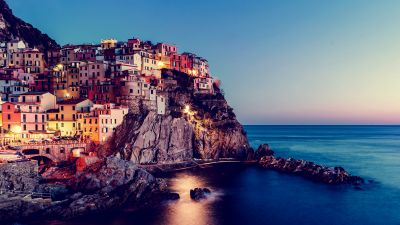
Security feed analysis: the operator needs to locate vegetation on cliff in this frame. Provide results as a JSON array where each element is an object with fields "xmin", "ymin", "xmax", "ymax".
[{"xmin": 0, "ymin": 0, "xmax": 59, "ymax": 51}]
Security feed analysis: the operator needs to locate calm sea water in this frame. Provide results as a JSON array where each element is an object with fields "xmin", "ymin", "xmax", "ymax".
[{"xmin": 20, "ymin": 126, "xmax": 400, "ymax": 225}]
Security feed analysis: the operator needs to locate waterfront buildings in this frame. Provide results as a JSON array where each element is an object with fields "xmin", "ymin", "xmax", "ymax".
[{"xmin": 0, "ymin": 37, "xmax": 215, "ymax": 144}]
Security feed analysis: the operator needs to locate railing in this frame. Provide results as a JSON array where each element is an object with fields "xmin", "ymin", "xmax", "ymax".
[{"xmin": 18, "ymin": 140, "xmax": 90, "ymax": 146}]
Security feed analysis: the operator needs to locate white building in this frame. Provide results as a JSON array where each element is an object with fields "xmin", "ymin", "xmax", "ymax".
[{"xmin": 97, "ymin": 103, "xmax": 128, "ymax": 143}]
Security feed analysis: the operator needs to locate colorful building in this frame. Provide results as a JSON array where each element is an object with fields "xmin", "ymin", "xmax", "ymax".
[
  {"xmin": 18, "ymin": 92, "xmax": 57, "ymax": 139},
  {"xmin": 47, "ymin": 99, "xmax": 93, "ymax": 137}
]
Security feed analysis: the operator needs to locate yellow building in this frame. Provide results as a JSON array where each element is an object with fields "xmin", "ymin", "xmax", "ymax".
[
  {"xmin": 101, "ymin": 39, "xmax": 117, "ymax": 49},
  {"xmin": 47, "ymin": 99, "xmax": 93, "ymax": 137},
  {"xmin": 79, "ymin": 115, "xmax": 99, "ymax": 142}
]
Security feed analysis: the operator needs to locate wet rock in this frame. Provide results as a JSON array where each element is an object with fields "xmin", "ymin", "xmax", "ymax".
[
  {"xmin": 190, "ymin": 188, "xmax": 211, "ymax": 200},
  {"xmin": 254, "ymin": 144, "xmax": 274, "ymax": 160},
  {"xmin": 259, "ymin": 156, "xmax": 364, "ymax": 185}
]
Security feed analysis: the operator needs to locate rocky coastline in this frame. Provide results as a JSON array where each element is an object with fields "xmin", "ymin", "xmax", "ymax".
[
  {"xmin": 0, "ymin": 156, "xmax": 172, "ymax": 222},
  {"xmin": 255, "ymin": 144, "xmax": 364, "ymax": 185},
  {"xmin": 0, "ymin": 144, "xmax": 365, "ymax": 223}
]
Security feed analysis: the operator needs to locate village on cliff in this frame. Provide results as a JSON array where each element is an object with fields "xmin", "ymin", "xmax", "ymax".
[{"xmin": 0, "ymin": 38, "xmax": 216, "ymax": 163}]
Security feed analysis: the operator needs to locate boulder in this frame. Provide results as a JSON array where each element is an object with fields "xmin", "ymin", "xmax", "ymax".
[
  {"xmin": 254, "ymin": 144, "xmax": 274, "ymax": 160},
  {"xmin": 190, "ymin": 188, "xmax": 211, "ymax": 200}
]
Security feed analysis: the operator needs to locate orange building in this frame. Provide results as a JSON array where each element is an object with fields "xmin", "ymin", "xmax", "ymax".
[{"xmin": 1, "ymin": 102, "xmax": 22, "ymax": 141}]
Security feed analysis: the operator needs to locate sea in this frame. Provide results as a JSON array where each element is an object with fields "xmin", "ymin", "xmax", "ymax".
[{"xmin": 19, "ymin": 125, "xmax": 400, "ymax": 225}]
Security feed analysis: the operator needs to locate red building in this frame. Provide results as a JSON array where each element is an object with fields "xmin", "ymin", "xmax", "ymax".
[
  {"xmin": 1, "ymin": 102, "xmax": 21, "ymax": 132},
  {"xmin": 87, "ymin": 82, "xmax": 116, "ymax": 104},
  {"xmin": 170, "ymin": 53, "xmax": 192, "ymax": 74}
]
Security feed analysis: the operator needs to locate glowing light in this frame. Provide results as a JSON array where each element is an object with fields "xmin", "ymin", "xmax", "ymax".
[
  {"xmin": 11, "ymin": 125, "xmax": 22, "ymax": 134},
  {"xmin": 72, "ymin": 149, "xmax": 81, "ymax": 157},
  {"xmin": 53, "ymin": 64, "xmax": 63, "ymax": 71},
  {"xmin": 158, "ymin": 61, "xmax": 165, "ymax": 68},
  {"xmin": 184, "ymin": 105, "xmax": 190, "ymax": 114},
  {"xmin": 65, "ymin": 93, "xmax": 70, "ymax": 98}
]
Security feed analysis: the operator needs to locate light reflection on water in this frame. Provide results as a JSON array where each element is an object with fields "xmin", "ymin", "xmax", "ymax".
[{"xmin": 162, "ymin": 173, "xmax": 222, "ymax": 225}]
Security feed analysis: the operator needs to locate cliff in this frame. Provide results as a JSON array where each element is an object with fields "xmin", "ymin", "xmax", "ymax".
[
  {"xmin": 0, "ymin": 0, "xmax": 59, "ymax": 51},
  {"xmin": 99, "ymin": 70, "xmax": 252, "ymax": 164}
]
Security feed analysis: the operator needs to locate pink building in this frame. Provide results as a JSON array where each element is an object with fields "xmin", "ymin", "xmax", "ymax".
[{"xmin": 18, "ymin": 92, "xmax": 57, "ymax": 139}]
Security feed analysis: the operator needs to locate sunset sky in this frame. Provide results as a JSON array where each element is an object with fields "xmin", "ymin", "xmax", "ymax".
[{"xmin": 7, "ymin": 0, "xmax": 400, "ymax": 125}]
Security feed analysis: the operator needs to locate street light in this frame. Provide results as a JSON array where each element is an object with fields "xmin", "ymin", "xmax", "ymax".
[
  {"xmin": 10, "ymin": 125, "xmax": 22, "ymax": 142},
  {"xmin": 184, "ymin": 105, "xmax": 190, "ymax": 114}
]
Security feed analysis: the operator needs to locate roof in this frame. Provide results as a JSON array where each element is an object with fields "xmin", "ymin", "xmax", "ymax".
[
  {"xmin": 20, "ymin": 91, "xmax": 48, "ymax": 96},
  {"xmin": 57, "ymin": 98, "xmax": 88, "ymax": 105}
]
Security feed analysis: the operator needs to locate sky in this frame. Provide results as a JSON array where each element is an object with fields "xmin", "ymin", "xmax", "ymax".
[{"xmin": 6, "ymin": 0, "xmax": 400, "ymax": 125}]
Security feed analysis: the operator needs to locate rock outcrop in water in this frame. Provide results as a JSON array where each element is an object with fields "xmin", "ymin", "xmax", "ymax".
[
  {"xmin": 190, "ymin": 188, "xmax": 211, "ymax": 200},
  {"xmin": 99, "ymin": 70, "xmax": 252, "ymax": 164},
  {"xmin": 258, "ymin": 154, "xmax": 364, "ymax": 185},
  {"xmin": 0, "ymin": 0, "xmax": 59, "ymax": 51},
  {"xmin": 254, "ymin": 144, "xmax": 274, "ymax": 160}
]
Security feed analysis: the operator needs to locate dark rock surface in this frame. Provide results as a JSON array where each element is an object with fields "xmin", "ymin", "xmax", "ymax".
[
  {"xmin": 0, "ymin": 161, "xmax": 39, "ymax": 192},
  {"xmin": 0, "ymin": 157, "xmax": 165, "ymax": 222},
  {"xmin": 254, "ymin": 144, "xmax": 274, "ymax": 160},
  {"xmin": 259, "ymin": 153, "xmax": 364, "ymax": 185},
  {"xmin": 0, "ymin": 0, "xmax": 59, "ymax": 51},
  {"xmin": 190, "ymin": 188, "xmax": 211, "ymax": 200}
]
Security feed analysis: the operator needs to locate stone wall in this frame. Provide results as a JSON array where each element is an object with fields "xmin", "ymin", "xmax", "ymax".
[{"xmin": 0, "ymin": 161, "xmax": 39, "ymax": 192}]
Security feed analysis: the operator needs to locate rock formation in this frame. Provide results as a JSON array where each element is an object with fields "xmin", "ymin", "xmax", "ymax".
[
  {"xmin": 0, "ymin": 0, "xmax": 59, "ymax": 51},
  {"xmin": 0, "ymin": 157, "xmax": 167, "ymax": 222},
  {"xmin": 190, "ymin": 188, "xmax": 211, "ymax": 200},
  {"xmin": 254, "ymin": 143, "xmax": 274, "ymax": 160},
  {"xmin": 0, "ymin": 160, "xmax": 39, "ymax": 192},
  {"xmin": 100, "ymin": 70, "xmax": 253, "ymax": 164},
  {"xmin": 259, "ymin": 155, "xmax": 364, "ymax": 185}
]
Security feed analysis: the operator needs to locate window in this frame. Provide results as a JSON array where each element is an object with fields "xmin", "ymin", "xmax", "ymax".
[
  {"xmin": 36, "ymin": 96, "xmax": 40, "ymax": 102},
  {"xmin": 60, "ymin": 147, "xmax": 65, "ymax": 154},
  {"xmin": 45, "ymin": 148, "xmax": 51, "ymax": 154},
  {"xmin": 61, "ymin": 106, "xmax": 64, "ymax": 111}
]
